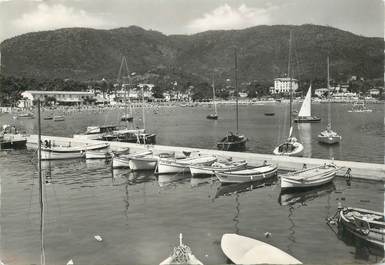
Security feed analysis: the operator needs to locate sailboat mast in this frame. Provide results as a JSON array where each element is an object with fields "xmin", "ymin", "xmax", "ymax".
[
  {"xmin": 327, "ymin": 56, "xmax": 331, "ymax": 128},
  {"xmin": 234, "ymin": 48, "xmax": 239, "ymax": 134},
  {"xmin": 142, "ymin": 86, "xmax": 146, "ymax": 131},
  {"xmin": 212, "ymin": 71, "xmax": 217, "ymax": 115},
  {"xmin": 37, "ymin": 100, "xmax": 45, "ymax": 265},
  {"xmin": 288, "ymin": 31, "xmax": 293, "ymax": 128}
]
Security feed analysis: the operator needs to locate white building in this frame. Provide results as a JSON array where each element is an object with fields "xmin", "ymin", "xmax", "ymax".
[
  {"xmin": 271, "ymin": 78, "xmax": 299, "ymax": 94},
  {"xmin": 20, "ymin": 90, "xmax": 94, "ymax": 107}
]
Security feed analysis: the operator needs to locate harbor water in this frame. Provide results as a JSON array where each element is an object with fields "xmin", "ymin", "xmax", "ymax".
[{"xmin": 0, "ymin": 102, "xmax": 384, "ymax": 264}]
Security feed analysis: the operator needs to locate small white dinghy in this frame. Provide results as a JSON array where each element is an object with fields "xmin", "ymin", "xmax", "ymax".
[
  {"xmin": 189, "ymin": 160, "xmax": 247, "ymax": 177},
  {"xmin": 157, "ymin": 155, "xmax": 217, "ymax": 175},
  {"xmin": 215, "ymin": 163, "xmax": 278, "ymax": 184},
  {"xmin": 111, "ymin": 150, "xmax": 152, "ymax": 168},
  {"xmin": 85, "ymin": 150, "xmax": 111, "ymax": 159},
  {"xmin": 280, "ymin": 163, "xmax": 340, "ymax": 191},
  {"xmin": 160, "ymin": 233, "xmax": 203, "ymax": 265},
  {"xmin": 40, "ymin": 142, "xmax": 109, "ymax": 160},
  {"xmin": 221, "ymin": 233, "xmax": 302, "ymax": 265}
]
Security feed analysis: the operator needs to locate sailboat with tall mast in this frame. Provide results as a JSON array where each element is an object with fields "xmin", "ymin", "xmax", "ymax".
[
  {"xmin": 318, "ymin": 57, "xmax": 342, "ymax": 144},
  {"xmin": 273, "ymin": 32, "xmax": 304, "ymax": 156},
  {"xmin": 294, "ymin": 85, "xmax": 321, "ymax": 123},
  {"xmin": 207, "ymin": 71, "xmax": 218, "ymax": 120},
  {"xmin": 217, "ymin": 48, "xmax": 247, "ymax": 151},
  {"xmin": 119, "ymin": 56, "xmax": 134, "ymax": 122}
]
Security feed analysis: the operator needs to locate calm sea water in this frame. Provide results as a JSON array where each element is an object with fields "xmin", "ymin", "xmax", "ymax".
[
  {"xmin": 1, "ymin": 102, "xmax": 384, "ymax": 163},
  {"xmin": 0, "ymin": 103, "xmax": 384, "ymax": 264},
  {"xmin": 0, "ymin": 150, "xmax": 383, "ymax": 265}
]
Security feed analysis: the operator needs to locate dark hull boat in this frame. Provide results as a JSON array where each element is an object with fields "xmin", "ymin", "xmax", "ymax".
[
  {"xmin": 206, "ymin": 114, "xmax": 218, "ymax": 120},
  {"xmin": 294, "ymin": 116, "xmax": 321, "ymax": 123},
  {"xmin": 264, "ymin": 112, "xmax": 275, "ymax": 116},
  {"xmin": 0, "ymin": 137, "xmax": 27, "ymax": 149},
  {"xmin": 217, "ymin": 133, "xmax": 247, "ymax": 151},
  {"xmin": 118, "ymin": 133, "xmax": 156, "ymax": 144},
  {"xmin": 121, "ymin": 115, "xmax": 133, "ymax": 122},
  {"xmin": 318, "ymin": 129, "xmax": 341, "ymax": 144}
]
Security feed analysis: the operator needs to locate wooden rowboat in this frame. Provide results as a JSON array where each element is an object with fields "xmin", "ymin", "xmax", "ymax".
[
  {"xmin": 280, "ymin": 163, "xmax": 340, "ymax": 191},
  {"xmin": 215, "ymin": 164, "xmax": 277, "ymax": 184},
  {"xmin": 221, "ymin": 233, "xmax": 302, "ymax": 264}
]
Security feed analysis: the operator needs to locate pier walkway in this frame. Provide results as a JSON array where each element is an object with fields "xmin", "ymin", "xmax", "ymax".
[{"xmin": 25, "ymin": 134, "xmax": 385, "ymax": 182}]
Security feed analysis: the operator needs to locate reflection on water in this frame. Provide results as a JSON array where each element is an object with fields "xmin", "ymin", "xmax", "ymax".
[
  {"xmin": 278, "ymin": 183, "xmax": 336, "ymax": 207},
  {"xmin": 0, "ymin": 150, "xmax": 384, "ymax": 265},
  {"xmin": 297, "ymin": 123, "xmax": 312, "ymax": 158}
]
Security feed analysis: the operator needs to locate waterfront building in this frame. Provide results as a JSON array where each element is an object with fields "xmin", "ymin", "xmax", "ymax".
[
  {"xmin": 271, "ymin": 78, "xmax": 298, "ymax": 94},
  {"xmin": 20, "ymin": 90, "xmax": 94, "ymax": 107}
]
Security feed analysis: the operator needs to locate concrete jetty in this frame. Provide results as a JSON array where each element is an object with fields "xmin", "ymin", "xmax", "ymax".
[{"xmin": 25, "ymin": 134, "xmax": 385, "ymax": 182}]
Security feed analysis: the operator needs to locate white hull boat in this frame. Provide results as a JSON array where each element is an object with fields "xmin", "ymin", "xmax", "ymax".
[
  {"xmin": 221, "ymin": 233, "xmax": 302, "ymax": 264},
  {"xmin": 157, "ymin": 156, "xmax": 217, "ymax": 175},
  {"xmin": 280, "ymin": 164, "xmax": 340, "ymax": 190},
  {"xmin": 215, "ymin": 164, "xmax": 278, "ymax": 184},
  {"xmin": 273, "ymin": 137, "xmax": 304, "ymax": 156},
  {"xmin": 73, "ymin": 125, "xmax": 117, "ymax": 140},
  {"xmin": 128, "ymin": 156, "xmax": 157, "ymax": 171},
  {"xmin": 40, "ymin": 143, "xmax": 109, "ymax": 160},
  {"xmin": 189, "ymin": 160, "xmax": 247, "ymax": 177},
  {"xmin": 85, "ymin": 150, "xmax": 111, "ymax": 159},
  {"xmin": 317, "ymin": 130, "xmax": 342, "ymax": 144},
  {"xmin": 111, "ymin": 150, "xmax": 153, "ymax": 168}
]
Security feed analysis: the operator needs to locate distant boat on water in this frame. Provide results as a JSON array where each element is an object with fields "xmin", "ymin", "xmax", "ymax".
[
  {"xmin": 318, "ymin": 57, "xmax": 342, "ymax": 145},
  {"xmin": 348, "ymin": 101, "xmax": 373, "ymax": 113},
  {"xmin": 294, "ymin": 85, "xmax": 321, "ymax": 123},
  {"xmin": 53, "ymin": 115, "xmax": 65, "ymax": 122},
  {"xmin": 17, "ymin": 112, "xmax": 35, "ymax": 119},
  {"xmin": 217, "ymin": 48, "xmax": 247, "ymax": 151},
  {"xmin": 207, "ymin": 71, "xmax": 218, "ymax": 120}
]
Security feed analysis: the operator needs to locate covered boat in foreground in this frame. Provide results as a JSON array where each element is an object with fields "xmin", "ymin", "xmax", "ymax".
[
  {"xmin": 157, "ymin": 155, "xmax": 217, "ymax": 175},
  {"xmin": 337, "ymin": 207, "xmax": 385, "ymax": 249},
  {"xmin": 221, "ymin": 233, "xmax": 302, "ymax": 264},
  {"xmin": 215, "ymin": 163, "xmax": 278, "ymax": 184},
  {"xmin": 273, "ymin": 136, "xmax": 304, "ymax": 156},
  {"xmin": 280, "ymin": 163, "xmax": 340, "ymax": 191}
]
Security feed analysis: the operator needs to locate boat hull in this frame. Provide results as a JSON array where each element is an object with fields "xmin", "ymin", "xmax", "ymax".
[
  {"xmin": 158, "ymin": 156, "xmax": 217, "ymax": 174},
  {"xmin": 0, "ymin": 138, "xmax": 27, "ymax": 149},
  {"xmin": 294, "ymin": 116, "xmax": 321, "ymax": 123},
  {"xmin": 40, "ymin": 143, "xmax": 109, "ymax": 160},
  {"xmin": 280, "ymin": 166, "xmax": 338, "ymax": 191},
  {"xmin": 317, "ymin": 135, "xmax": 341, "ymax": 144},
  {"xmin": 189, "ymin": 162, "xmax": 247, "ymax": 177},
  {"xmin": 73, "ymin": 133, "xmax": 105, "ymax": 140},
  {"xmin": 206, "ymin": 114, "xmax": 218, "ymax": 120},
  {"xmin": 85, "ymin": 150, "xmax": 111, "ymax": 159},
  {"xmin": 128, "ymin": 157, "xmax": 157, "ymax": 171},
  {"xmin": 273, "ymin": 142, "xmax": 304, "ymax": 156},
  {"xmin": 112, "ymin": 156, "xmax": 130, "ymax": 168},
  {"xmin": 215, "ymin": 165, "xmax": 278, "ymax": 184},
  {"xmin": 338, "ymin": 207, "xmax": 385, "ymax": 248},
  {"xmin": 217, "ymin": 136, "xmax": 247, "ymax": 151}
]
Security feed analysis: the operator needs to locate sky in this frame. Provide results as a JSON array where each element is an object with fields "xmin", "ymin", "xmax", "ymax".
[{"xmin": 0, "ymin": 0, "xmax": 384, "ymax": 42}]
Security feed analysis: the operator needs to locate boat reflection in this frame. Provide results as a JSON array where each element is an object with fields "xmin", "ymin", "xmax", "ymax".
[
  {"xmin": 215, "ymin": 177, "xmax": 277, "ymax": 198},
  {"xmin": 158, "ymin": 173, "xmax": 190, "ymax": 187},
  {"xmin": 337, "ymin": 224, "xmax": 384, "ymax": 262},
  {"xmin": 297, "ymin": 123, "xmax": 312, "ymax": 158},
  {"xmin": 190, "ymin": 176, "xmax": 216, "ymax": 187},
  {"xmin": 278, "ymin": 182, "xmax": 336, "ymax": 207}
]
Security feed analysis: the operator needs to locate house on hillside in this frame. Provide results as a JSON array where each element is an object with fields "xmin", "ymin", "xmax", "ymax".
[{"xmin": 270, "ymin": 78, "xmax": 299, "ymax": 94}]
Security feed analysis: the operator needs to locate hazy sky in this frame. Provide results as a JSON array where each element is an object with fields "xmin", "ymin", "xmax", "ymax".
[{"xmin": 0, "ymin": 0, "xmax": 383, "ymax": 42}]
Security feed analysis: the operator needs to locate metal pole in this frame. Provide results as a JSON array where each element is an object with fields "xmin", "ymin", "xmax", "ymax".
[
  {"xmin": 234, "ymin": 48, "xmax": 239, "ymax": 134},
  {"xmin": 288, "ymin": 31, "xmax": 293, "ymax": 130},
  {"xmin": 327, "ymin": 56, "xmax": 331, "ymax": 128}
]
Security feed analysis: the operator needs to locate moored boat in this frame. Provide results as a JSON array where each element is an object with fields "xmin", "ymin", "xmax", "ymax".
[
  {"xmin": 348, "ymin": 101, "xmax": 373, "ymax": 113},
  {"xmin": 317, "ymin": 127, "xmax": 342, "ymax": 144},
  {"xmin": 337, "ymin": 207, "xmax": 385, "ymax": 248},
  {"xmin": 40, "ymin": 142, "xmax": 109, "ymax": 160},
  {"xmin": 189, "ymin": 160, "xmax": 247, "ymax": 177},
  {"xmin": 121, "ymin": 113, "xmax": 133, "ymax": 122},
  {"xmin": 157, "ymin": 155, "xmax": 217, "ymax": 175},
  {"xmin": 111, "ymin": 150, "xmax": 153, "ymax": 168},
  {"xmin": 221, "ymin": 233, "xmax": 302, "ymax": 264},
  {"xmin": 17, "ymin": 112, "xmax": 35, "ymax": 119},
  {"xmin": 273, "ymin": 137, "xmax": 304, "ymax": 156},
  {"xmin": 128, "ymin": 155, "xmax": 158, "ymax": 171},
  {"xmin": 215, "ymin": 163, "xmax": 278, "ymax": 184},
  {"xmin": 217, "ymin": 132, "xmax": 247, "ymax": 151},
  {"xmin": 74, "ymin": 125, "xmax": 118, "ymax": 140},
  {"xmin": 85, "ymin": 150, "xmax": 112, "ymax": 159},
  {"xmin": 280, "ymin": 163, "xmax": 340, "ymax": 191},
  {"xmin": 53, "ymin": 115, "xmax": 65, "ymax": 122}
]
